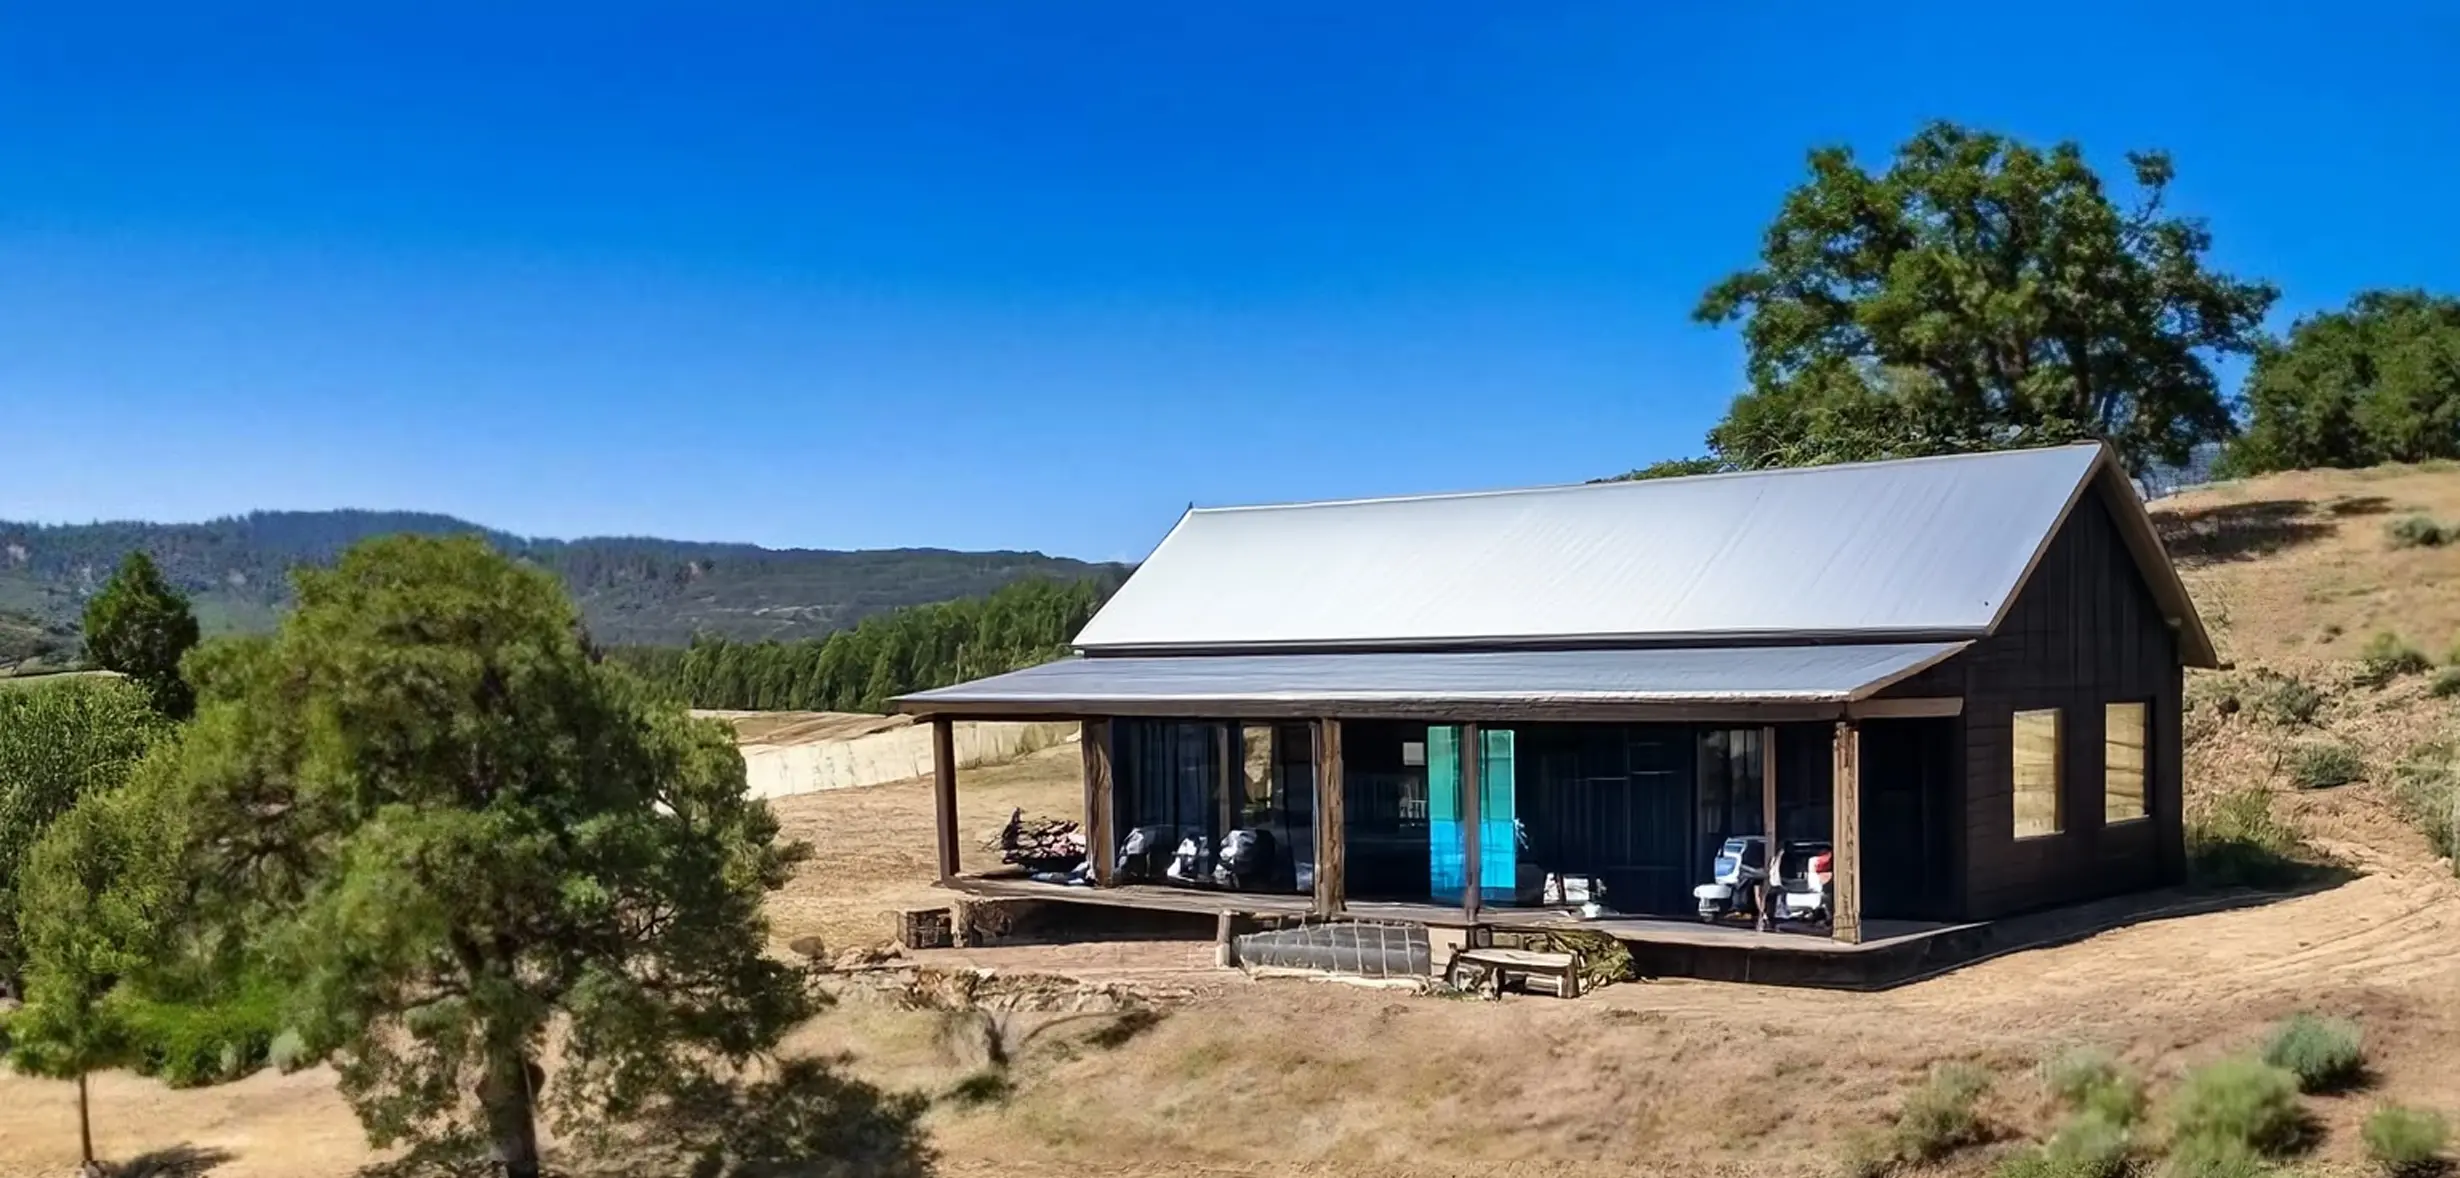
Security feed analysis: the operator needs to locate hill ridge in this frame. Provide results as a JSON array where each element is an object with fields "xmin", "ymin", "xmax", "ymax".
[{"xmin": 0, "ymin": 509, "xmax": 1126, "ymax": 647}]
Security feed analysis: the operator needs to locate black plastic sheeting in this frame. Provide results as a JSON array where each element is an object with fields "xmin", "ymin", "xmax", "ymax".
[{"xmin": 1233, "ymin": 921, "xmax": 1430, "ymax": 979}]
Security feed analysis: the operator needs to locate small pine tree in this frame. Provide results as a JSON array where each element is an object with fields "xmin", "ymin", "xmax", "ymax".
[{"xmin": 80, "ymin": 552, "xmax": 201, "ymax": 718}]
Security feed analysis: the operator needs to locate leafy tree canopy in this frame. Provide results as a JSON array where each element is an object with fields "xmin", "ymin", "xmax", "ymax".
[
  {"xmin": 81, "ymin": 553, "xmax": 200, "ymax": 718},
  {"xmin": 2225, "ymin": 289, "xmax": 2460, "ymax": 474},
  {"xmin": 5, "ymin": 777, "xmax": 186, "ymax": 1170},
  {"xmin": 130, "ymin": 534, "xmax": 813, "ymax": 1177},
  {"xmin": 0, "ymin": 676, "xmax": 166, "ymax": 992},
  {"xmin": 1686, "ymin": 121, "xmax": 2275, "ymax": 475}
]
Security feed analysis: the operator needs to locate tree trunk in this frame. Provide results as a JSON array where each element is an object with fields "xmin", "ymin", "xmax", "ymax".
[
  {"xmin": 77, "ymin": 1071, "xmax": 96, "ymax": 1171},
  {"xmin": 479, "ymin": 1051, "xmax": 542, "ymax": 1178}
]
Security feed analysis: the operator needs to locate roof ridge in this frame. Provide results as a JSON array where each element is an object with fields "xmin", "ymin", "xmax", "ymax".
[{"xmin": 1187, "ymin": 442, "xmax": 2104, "ymax": 515}]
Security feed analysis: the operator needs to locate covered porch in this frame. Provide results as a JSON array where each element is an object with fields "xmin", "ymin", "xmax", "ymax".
[{"xmin": 896, "ymin": 643, "xmax": 1971, "ymax": 947}]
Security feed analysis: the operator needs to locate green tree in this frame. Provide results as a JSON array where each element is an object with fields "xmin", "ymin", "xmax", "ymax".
[
  {"xmin": 0, "ymin": 677, "xmax": 165, "ymax": 995},
  {"xmin": 136, "ymin": 535, "xmax": 812, "ymax": 1177},
  {"xmin": 2226, "ymin": 289, "xmax": 2460, "ymax": 474},
  {"xmin": 5, "ymin": 782, "xmax": 182, "ymax": 1172},
  {"xmin": 1693, "ymin": 121, "xmax": 2276, "ymax": 473},
  {"xmin": 80, "ymin": 552, "xmax": 201, "ymax": 718}
]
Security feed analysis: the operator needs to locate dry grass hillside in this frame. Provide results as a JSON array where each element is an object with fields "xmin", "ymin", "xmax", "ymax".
[{"xmin": 5, "ymin": 465, "xmax": 2460, "ymax": 1178}]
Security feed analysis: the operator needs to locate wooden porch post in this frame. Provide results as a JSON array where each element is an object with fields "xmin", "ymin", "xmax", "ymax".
[
  {"xmin": 932, "ymin": 716, "xmax": 960, "ymax": 883},
  {"xmin": 1081, "ymin": 718, "xmax": 1114, "ymax": 886},
  {"xmin": 1460, "ymin": 723, "xmax": 1483, "ymax": 924},
  {"xmin": 1216, "ymin": 723, "xmax": 1239, "ymax": 844},
  {"xmin": 1313, "ymin": 719, "xmax": 1346, "ymax": 917},
  {"xmin": 1831, "ymin": 718, "xmax": 1863, "ymax": 944},
  {"xmin": 1759, "ymin": 724, "xmax": 1779, "ymax": 932}
]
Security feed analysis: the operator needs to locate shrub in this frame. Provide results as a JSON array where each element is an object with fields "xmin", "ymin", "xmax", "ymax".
[
  {"xmin": 2042, "ymin": 1047, "xmax": 2149, "ymax": 1128},
  {"xmin": 2363, "ymin": 1104, "xmax": 2449, "ymax": 1177},
  {"xmin": 2260, "ymin": 1013, "xmax": 2365, "ymax": 1093},
  {"xmin": 2431, "ymin": 668, "xmax": 2460, "ymax": 699},
  {"xmin": 2245, "ymin": 671, "xmax": 2324, "ymax": 727},
  {"xmin": 2288, "ymin": 742, "xmax": 2365, "ymax": 790},
  {"xmin": 2169, "ymin": 1057, "xmax": 2303, "ymax": 1158},
  {"xmin": 1835, "ymin": 1127, "xmax": 1896, "ymax": 1178},
  {"xmin": 2358, "ymin": 632, "xmax": 2434, "ymax": 687},
  {"xmin": 2386, "ymin": 515, "xmax": 2452, "ymax": 549},
  {"xmin": 2163, "ymin": 1136, "xmax": 2275, "ymax": 1178},
  {"xmin": 117, "ymin": 991, "xmax": 283, "ymax": 1088},
  {"xmin": 1895, "ymin": 1061, "xmax": 1993, "ymax": 1162},
  {"xmin": 2187, "ymin": 788, "xmax": 2321, "ymax": 889},
  {"xmin": 2393, "ymin": 745, "xmax": 2460, "ymax": 863}
]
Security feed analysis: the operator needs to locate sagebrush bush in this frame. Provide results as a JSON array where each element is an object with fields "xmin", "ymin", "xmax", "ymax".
[
  {"xmin": 2169, "ymin": 1057, "xmax": 2303, "ymax": 1158},
  {"xmin": 2430, "ymin": 667, "xmax": 2460, "ymax": 699},
  {"xmin": 1835, "ymin": 1127, "xmax": 1895, "ymax": 1178},
  {"xmin": 2260, "ymin": 1012, "xmax": 2365, "ymax": 1093},
  {"xmin": 1895, "ymin": 1061, "xmax": 1993, "ymax": 1162},
  {"xmin": 2289, "ymin": 741, "xmax": 2365, "ymax": 790},
  {"xmin": 2041, "ymin": 1046, "xmax": 2148, "ymax": 1127},
  {"xmin": 2363, "ymin": 1104, "xmax": 2449, "ymax": 1177},
  {"xmin": 2386, "ymin": 515, "xmax": 2453, "ymax": 549},
  {"xmin": 2393, "ymin": 745, "xmax": 2460, "ymax": 864},
  {"xmin": 2248, "ymin": 673, "xmax": 2326, "ymax": 727},
  {"xmin": 2187, "ymin": 788, "xmax": 2322, "ymax": 889},
  {"xmin": 2162, "ymin": 1136, "xmax": 2274, "ymax": 1178},
  {"xmin": 2358, "ymin": 632, "xmax": 2434, "ymax": 686}
]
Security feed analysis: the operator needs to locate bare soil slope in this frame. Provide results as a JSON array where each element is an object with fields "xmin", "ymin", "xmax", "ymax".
[{"xmin": 6, "ymin": 464, "xmax": 2460, "ymax": 1177}]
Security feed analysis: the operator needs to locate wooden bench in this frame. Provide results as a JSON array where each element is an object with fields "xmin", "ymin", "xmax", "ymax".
[{"xmin": 1446, "ymin": 946, "xmax": 1583, "ymax": 999}]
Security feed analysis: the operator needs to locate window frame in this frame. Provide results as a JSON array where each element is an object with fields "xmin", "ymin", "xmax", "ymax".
[
  {"xmin": 2010, "ymin": 707, "xmax": 2064, "ymax": 840},
  {"xmin": 2103, "ymin": 701, "xmax": 2150, "ymax": 826}
]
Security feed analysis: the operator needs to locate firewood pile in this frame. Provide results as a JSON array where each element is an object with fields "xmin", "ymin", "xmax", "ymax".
[{"xmin": 986, "ymin": 807, "xmax": 1087, "ymax": 873}]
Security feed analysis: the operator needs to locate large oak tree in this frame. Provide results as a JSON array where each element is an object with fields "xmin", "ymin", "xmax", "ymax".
[
  {"xmin": 1688, "ymin": 122, "xmax": 2276, "ymax": 474},
  {"xmin": 2226, "ymin": 289, "xmax": 2460, "ymax": 474}
]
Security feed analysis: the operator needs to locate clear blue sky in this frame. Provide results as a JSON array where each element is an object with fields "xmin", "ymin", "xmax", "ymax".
[{"xmin": 4, "ymin": 3, "xmax": 2456, "ymax": 562}]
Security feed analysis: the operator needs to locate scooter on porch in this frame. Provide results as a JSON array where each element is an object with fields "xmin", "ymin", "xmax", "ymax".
[{"xmin": 1692, "ymin": 836, "xmax": 1834, "ymax": 926}]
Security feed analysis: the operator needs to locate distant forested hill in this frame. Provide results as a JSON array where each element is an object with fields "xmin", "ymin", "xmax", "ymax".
[{"xmin": 0, "ymin": 510, "xmax": 1127, "ymax": 647}]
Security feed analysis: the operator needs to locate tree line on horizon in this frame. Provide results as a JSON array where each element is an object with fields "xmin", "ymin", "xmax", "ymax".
[{"xmin": 605, "ymin": 573, "xmax": 1116, "ymax": 713}]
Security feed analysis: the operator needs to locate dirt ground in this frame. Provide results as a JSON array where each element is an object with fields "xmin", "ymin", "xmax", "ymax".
[{"xmin": 5, "ymin": 465, "xmax": 2460, "ymax": 1177}]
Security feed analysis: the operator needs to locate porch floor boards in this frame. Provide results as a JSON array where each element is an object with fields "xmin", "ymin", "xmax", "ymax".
[{"xmin": 941, "ymin": 873, "xmax": 1969, "ymax": 955}]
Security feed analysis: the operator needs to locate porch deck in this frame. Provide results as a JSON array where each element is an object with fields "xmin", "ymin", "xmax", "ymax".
[{"xmin": 943, "ymin": 873, "xmax": 1970, "ymax": 956}]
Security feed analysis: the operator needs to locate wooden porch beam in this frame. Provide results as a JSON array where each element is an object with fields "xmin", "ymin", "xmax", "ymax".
[
  {"xmin": 1845, "ymin": 696, "xmax": 1964, "ymax": 720},
  {"xmin": 1759, "ymin": 724, "xmax": 1779, "ymax": 932},
  {"xmin": 1081, "ymin": 718, "xmax": 1114, "ymax": 886},
  {"xmin": 932, "ymin": 717, "xmax": 960, "ymax": 883},
  {"xmin": 1312, "ymin": 718, "xmax": 1346, "ymax": 917},
  {"xmin": 1831, "ymin": 718, "xmax": 1863, "ymax": 944},
  {"xmin": 1461, "ymin": 722, "xmax": 1483, "ymax": 924}
]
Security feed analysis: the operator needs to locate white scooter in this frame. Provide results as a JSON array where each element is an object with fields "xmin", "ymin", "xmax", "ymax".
[
  {"xmin": 1692, "ymin": 836, "xmax": 1769, "ymax": 923},
  {"xmin": 1693, "ymin": 836, "xmax": 1835, "ymax": 926}
]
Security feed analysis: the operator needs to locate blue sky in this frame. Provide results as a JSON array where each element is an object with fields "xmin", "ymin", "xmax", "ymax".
[{"xmin": 4, "ymin": 3, "xmax": 2456, "ymax": 561}]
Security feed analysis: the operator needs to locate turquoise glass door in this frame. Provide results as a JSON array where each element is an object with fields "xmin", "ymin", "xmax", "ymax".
[{"xmin": 1427, "ymin": 726, "xmax": 1519, "ymax": 905}]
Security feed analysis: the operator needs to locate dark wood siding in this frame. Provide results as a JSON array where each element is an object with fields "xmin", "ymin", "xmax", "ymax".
[{"xmin": 1942, "ymin": 486, "xmax": 2184, "ymax": 919}]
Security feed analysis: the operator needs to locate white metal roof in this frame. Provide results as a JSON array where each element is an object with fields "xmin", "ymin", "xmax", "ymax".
[
  {"xmin": 895, "ymin": 642, "xmax": 1967, "ymax": 719},
  {"xmin": 1077, "ymin": 443, "xmax": 2128, "ymax": 654}
]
